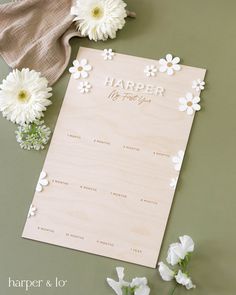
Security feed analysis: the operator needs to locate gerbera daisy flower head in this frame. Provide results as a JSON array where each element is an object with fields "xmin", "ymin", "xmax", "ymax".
[
  {"xmin": 0, "ymin": 68, "xmax": 52, "ymax": 125},
  {"xmin": 71, "ymin": 0, "xmax": 127, "ymax": 41}
]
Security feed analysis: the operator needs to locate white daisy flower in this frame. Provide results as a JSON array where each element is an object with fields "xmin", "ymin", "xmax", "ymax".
[
  {"xmin": 0, "ymin": 68, "xmax": 52, "ymax": 125},
  {"xmin": 172, "ymin": 150, "xmax": 184, "ymax": 171},
  {"xmin": 179, "ymin": 92, "xmax": 201, "ymax": 115},
  {"xmin": 144, "ymin": 65, "xmax": 157, "ymax": 77},
  {"xmin": 78, "ymin": 81, "xmax": 92, "ymax": 94},
  {"xmin": 102, "ymin": 49, "xmax": 115, "ymax": 60},
  {"xmin": 71, "ymin": 0, "xmax": 127, "ymax": 41},
  {"xmin": 192, "ymin": 79, "xmax": 205, "ymax": 92},
  {"xmin": 69, "ymin": 59, "xmax": 92, "ymax": 79},
  {"xmin": 28, "ymin": 204, "xmax": 37, "ymax": 218},
  {"xmin": 170, "ymin": 177, "xmax": 178, "ymax": 189},
  {"xmin": 159, "ymin": 54, "xmax": 181, "ymax": 76},
  {"xmin": 36, "ymin": 171, "xmax": 49, "ymax": 192}
]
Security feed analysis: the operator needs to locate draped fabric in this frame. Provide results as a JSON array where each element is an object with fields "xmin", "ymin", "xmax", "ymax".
[{"xmin": 0, "ymin": 0, "xmax": 81, "ymax": 85}]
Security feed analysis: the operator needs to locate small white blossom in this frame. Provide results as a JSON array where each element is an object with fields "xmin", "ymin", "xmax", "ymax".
[
  {"xmin": 28, "ymin": 204, "xmax": 37, "ymax": 218},
  {"xmin": 159, "ymin": 54, "xmax": 181, "ymax": 75},
  {"xmin": 15, "ymin": 120, "xmax": 51, "ymax": 151},
  {"xmin": 175, "ymin": 270, "xmax": 196, "ymax": 290},
  {"xmin": 172, "ymin": 150, "xmax": 184, "ymax": 172},
  {"xmin": 107, "ymin": 267, "xmax": 150, "ymax": 295},
  {"xmin": 36, "ymin": 171, "xmax": 49, "ymax": 192},
  {"xmin": 102, "ymin": 49, "xmax": 115, "ymax": 60},
  {"xmin": 179, "ymin": 92, "xmax": 201, "ymax": 115},
  {"xmin": 192, "ymin": 79, "xmax": 205, "ymax": 92},
  {"xmin": 78, "ymin": 81, "xmax": 92, "ymax": 94},
  {"xmin": 69, "ymin": 59, "xmax": 92, "ymax": 79},
  {"xmin": 144, "ymin": 65, "xmax": 157, "ymax": 77},
  {"xmin": 167, "ymin": 235, "xmax": 194, "ymax": 266},
  {"xmin": 158, "ymin": 262, "xmax": 175, "ymax": 281}
]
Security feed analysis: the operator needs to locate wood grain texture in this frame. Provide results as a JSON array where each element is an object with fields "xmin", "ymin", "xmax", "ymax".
[{"xmin": 22, "ymin": 47, "xmax": 206, "ymax": 268}]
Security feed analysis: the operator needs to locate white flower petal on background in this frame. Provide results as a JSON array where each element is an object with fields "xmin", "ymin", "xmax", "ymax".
[
  {"xmin": 170, "ymin": 177, "xmax": 178, "ymax": 189},
  {"xmin": 167, "ymin": 235, "xmax": 195, "ymax": 265},
  {"xmin": 0, "ymin": 68, "xmax": 52, "ymax": 125},
  {"xmin": 107, "ymin": 267, "xmax": 129, "ymax": 295},
  {"xmin": 179, "ymin": 92, "xmax": 201, "ymax": 115},
  {"xmin": 102, "ymin": 49, "xmax": 115, "ymax": 60},
  {"xmin": 27, "ymin": 204, "xmax": 37, "ymax": 218},
  {"xmin": 36, "ymin": 171, "xmax": 49, "ymax": 192},
  {"xmin": 158, "ymin": 262, "xmax": 175, "ymax": 281},
  {"xmin": 175, "ymin": 270, "xmax": 196, "ymax": 290},
  {"xmin": 130, "ymin": 277, "xmax": 150, "ymax": 295},
  {"xmin": 159, "ymin": 54, "xmax": 181, "ymax": 75},
  {"xmin": 144, "ymin": 65, "xmax": 157, "ymax": 77},
  {"xmin": 166, "ymin": 242, "xmax": 185, "ymax": 265},
  {"xmin": 192, "ymin": 79, "xmax": 205, "ymax": 92},
  {"xmin": 78, "ymin": 81, "xmax": 92, "ymax": 94},
  {"xmin": 172, "ymin": 150, "xmax": 184, "ymax": 171},
  {"xmin": 179, "ymin": 235, "xmax": 194, "ymax": 253},
  {"xmin": 69, "ymin": 59, "xmax": 92, "ymax": 79},
  {"xmin": 71, "ymin": 0, "xmax": 127, "ymax": 41}
]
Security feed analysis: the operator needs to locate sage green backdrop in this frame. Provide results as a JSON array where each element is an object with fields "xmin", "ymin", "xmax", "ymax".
[{"xmin": 0, "ymin": 0, "xmax": 235, "ymax": 294}]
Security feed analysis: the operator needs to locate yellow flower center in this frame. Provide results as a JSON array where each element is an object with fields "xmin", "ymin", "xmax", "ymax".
[
  {"xmin": 17, "ymin": 90, "xmax": 30, "ymax": 103},
  {"xmin": 167, "ymin": 62, "xmax": 173, "ymax": 67},
  {"xmin": 91, "ymin": 6, "xmax": 103, "ymax": 19},
  {"xmin": 77, "ymin": 66, "xmax": 83, "ymax": 72},
  {"xmin": 187, "ymin": 101, "xmax": 193, "ymax": 107}
]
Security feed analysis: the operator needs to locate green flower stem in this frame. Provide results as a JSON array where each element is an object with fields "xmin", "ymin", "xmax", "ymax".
[{"xmin": 169, "ymin": 284, "xmax": 178, "ymax": 295}]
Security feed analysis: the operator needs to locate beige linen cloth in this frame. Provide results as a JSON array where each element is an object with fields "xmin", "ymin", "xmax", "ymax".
[{"xmin": 0, "ymin": 0, "xmax": 81, "ymax": 85}]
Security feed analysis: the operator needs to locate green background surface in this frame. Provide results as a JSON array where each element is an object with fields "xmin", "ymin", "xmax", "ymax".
[{"xmin": 0, "ymin": 0, "xmax": 235, "ymax": 294}]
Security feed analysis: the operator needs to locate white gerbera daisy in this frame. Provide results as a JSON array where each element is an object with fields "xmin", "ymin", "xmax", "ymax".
[
  {"xmin": 71, "ymin": 0, "xmax": 127, "ymax": 41},
  {"xmin": 0, "ymin": 68, "xmax": 52, "ymax": 125}
]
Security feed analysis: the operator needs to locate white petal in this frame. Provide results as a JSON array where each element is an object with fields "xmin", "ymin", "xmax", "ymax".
[
  {"xmin": 69, "ymin": 67, "xmax": 76, "ymax": 74},
  {"xmin": 116, "ymin": 267, "xmax": 125, "ymax": 280},
  {"xmin": 173, "ymin": 64, "xmax": 181, "ymax": 71},
  {"xmin": 40, "ymin": 179, "xmax": 49, "ymax": 186},
  {"xmin": 186, "ymin": 92, "xmax": 193, "ymax": 100},
  {"xmin": 179, "ymin": 235, "xmax": 194, "ymax": 253},
  {"xmin": 81, "ymin": 71, "xmax": 88, "ymax": 78},
  {"xmin": 159, "ymin": 58, "xmax": 167, "ymax": 65},
  {"xmin": 193, "ymin": 96, "xmax": 200, "ymax": 103},
  {"xmin": 167, "ymin": 68, "xmax": 174, "ymax": 75},
  {"xmin": 40, "ymin": 171, "xmax": 47, "ymax": 179},
  {"xmin": 193, "ymin": 104, "xmax": 201, "ymax": 111},
  {"xmin": 158, "ymin": 262, "xmax": 175, "ymax": 281},
  {"xmin": 179, "ymin": 97, "xmax": 187, "ymax": 104},
  {"xmin": 106, "ymin": 279, "xmax": 123, "ymax": 295},
  {"xmin": 166, "ymin": 54, "xmax": 173, "ymax": 62},
  {"xmin": 172, "ymin": 57, "xmax": 180, "ymax": 64},
  {"xmin": 73, "ymin": 60, "xmax": 80, "ymax": 67},
  {"xmin": 186, "ymin": 107, "xmax": 194, "ymax": 115},
  {"xmin": 80, "ymin": 59, "xmax": 88, "ymax": 66},
  {"xmin": 36, "ymin": 183, "xmax": 42, "ymax": 192},
  {"xmin": 179, "ymin": 105, "xmax": 187, "ymax": 112}
]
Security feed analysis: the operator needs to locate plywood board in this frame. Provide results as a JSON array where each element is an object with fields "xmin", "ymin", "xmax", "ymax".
[{"xmin": 22, "ymin": 47, "xmax": 206, "ymax": 267}]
